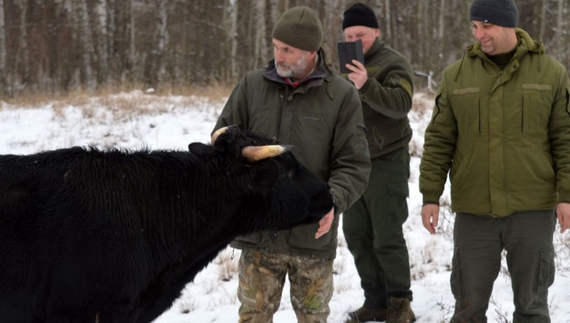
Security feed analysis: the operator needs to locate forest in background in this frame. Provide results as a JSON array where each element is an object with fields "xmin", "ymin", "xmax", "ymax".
[{"xmin": 0, "ymin": 0, "xmax": 568, "ymax": 97}]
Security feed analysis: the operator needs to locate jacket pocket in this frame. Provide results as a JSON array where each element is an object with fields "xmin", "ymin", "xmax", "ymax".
[
  {"xmin": 450, "ymin": 90, "xmax": 481, "ymax": 136},
  {"xmin": 388, "ymin": 181, "xmax": 409, "ymax": 198},
  {"xmin": 521, "ymin": 86, "xmax": 552, "ymax": 134},
  {"xmin": 537, "ymin": 248, "xmax": 555, "ymax": 291}
]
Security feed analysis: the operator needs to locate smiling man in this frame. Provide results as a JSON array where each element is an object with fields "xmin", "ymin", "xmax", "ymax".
[{"xmin": 420, "ymin": 0, "xmax": 570, "ymax": 322}]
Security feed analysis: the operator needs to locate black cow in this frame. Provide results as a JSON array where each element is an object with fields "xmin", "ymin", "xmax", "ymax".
[{"xmin": 0, "ymin": 126, "xmax": 333, "ymax": 323}]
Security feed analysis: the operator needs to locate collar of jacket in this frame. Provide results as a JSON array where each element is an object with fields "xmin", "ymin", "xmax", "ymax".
[{"xmin": 365, "ymin": 37, "xmax": 385, "ymax": 60}]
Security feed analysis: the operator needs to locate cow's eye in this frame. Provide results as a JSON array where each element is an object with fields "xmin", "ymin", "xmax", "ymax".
[{"xmin": 279, "ymin": 173, "xmax": 288, "ymax": 179}]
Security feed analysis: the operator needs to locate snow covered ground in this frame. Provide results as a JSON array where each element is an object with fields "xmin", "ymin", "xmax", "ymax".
[{"xmin": 1, "ymin": 91, "xmax": 568, "ymax": 323}]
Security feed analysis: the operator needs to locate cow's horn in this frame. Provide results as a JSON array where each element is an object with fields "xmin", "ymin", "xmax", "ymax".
[
  {"xmin": 211, "ymin": 125, "xmax": 236, "ymax": 145},
  {"xmin": 242, "ymin": 145, "xmax": 293, "ymax": 162}
]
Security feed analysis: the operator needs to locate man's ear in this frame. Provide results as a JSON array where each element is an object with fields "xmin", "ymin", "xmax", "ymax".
[{"xmin": 188, "ymin": 143, "xmax": 217, "ymax": 158}]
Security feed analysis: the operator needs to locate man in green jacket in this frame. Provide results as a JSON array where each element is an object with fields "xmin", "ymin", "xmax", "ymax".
[
  {"xmin": 340, "ymin": 3, "xmax": 416, "ymax": 323},
  {"xmin": 420, "ymin": 0, "xmax": 570, "ymax": 322},
  {"xmin": 213, "ymin": 6, "xmax": 371, "ymax": 323}
]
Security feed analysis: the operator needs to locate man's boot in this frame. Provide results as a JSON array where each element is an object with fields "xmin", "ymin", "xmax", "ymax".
[
  {"xmin": 346, "ymin": 306, "xmax": 387, "ymax": 322},
  {"xmin": 386, "ymin": 297, "xmax": 416, "ymax": 323}
]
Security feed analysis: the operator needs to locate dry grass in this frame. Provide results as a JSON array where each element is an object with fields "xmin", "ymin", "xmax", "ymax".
[
  {"xmin": 411, "ymin": 91, "xmax": 435, "ymax": 117},
  {"xmin": 0, "ymin": 82, "xmax": 233, "ymax": 109},
  {"xmin": 216, "ymin": 248, "xmax": 239, "ymax": 282}
]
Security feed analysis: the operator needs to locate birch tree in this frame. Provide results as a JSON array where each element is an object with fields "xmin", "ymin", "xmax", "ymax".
[
  {"xmin": 253, "ymin": 0, "xmax": 267, "ymax": 68},
  {"xmin": 123, "ymin": 0, "xmax": 136, "ymax": 83},
  {"xmin": 144, "ymin": 0, "xmax": 169, "ymax": 89},
  {"xmin": 94, "ymin": 0, "xmax": 110, "ymax": 85},
  {"xmin": 555, "ymin": 0, "xmax": 563, "ymax": 58},
  {"xmin": 227, "ymin": 0, "xmax": 239, "ymax": 80},
  {"xmin": 73, "ymin": 0, "xmax": 95, "ymax": 89},
  {"xmin": 16, "ymin": 0, "xmax": 30, "ymax": 85},
  {"xmin": 0, "ymin": 0, "xmax": 6, "ymax": 91},
  {"xmin": 0, "ymin": 0, "xmax": 567, "ymax": 95}
]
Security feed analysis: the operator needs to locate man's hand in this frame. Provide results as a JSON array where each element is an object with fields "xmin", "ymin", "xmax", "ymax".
[
  {"xmin": 345, "ymin": 59, "xmax": 368, "ymax": 90},
  {"xmin": 315, "ymin": 206, "xmax": 335, "ymax": 239},
  {"xmin": 556, "ymin": 202, "xmax": 570, "ymax": 233},
  {"xmin": 421, "ymin": 204, "xmax": 440, "ymax": 235}
]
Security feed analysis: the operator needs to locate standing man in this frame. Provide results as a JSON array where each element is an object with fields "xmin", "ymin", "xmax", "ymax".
[
  {"xmin": 341, "ymin": 3, "xmax": 416, "ymax": 323},
  {"xmin": 214, "ymin": 6, "xmax": 371, "ymax": 323},
  {"xmin": 420, "ymin": 0, "xmax": 570, "ymax": 322}
]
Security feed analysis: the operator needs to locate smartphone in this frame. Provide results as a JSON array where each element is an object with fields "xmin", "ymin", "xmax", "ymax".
[{"xmin": 337, "ymin": 39, "xmax": 364, "ymax": 73}]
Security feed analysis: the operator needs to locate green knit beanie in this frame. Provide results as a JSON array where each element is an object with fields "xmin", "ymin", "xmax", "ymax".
[{"xmin": 272, "ymin": 6, "xmax": 323, "ymax": 52}]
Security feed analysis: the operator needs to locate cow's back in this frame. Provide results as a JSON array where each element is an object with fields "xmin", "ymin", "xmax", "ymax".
[{"xmin": 0, "ymin": 147, "xmax": 200, "ymax": 322}]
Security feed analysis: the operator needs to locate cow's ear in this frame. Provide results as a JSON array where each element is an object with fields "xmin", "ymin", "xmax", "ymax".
[{"xmin": 188, "ymin": 143, "xmax": 217, "ymax": 158}]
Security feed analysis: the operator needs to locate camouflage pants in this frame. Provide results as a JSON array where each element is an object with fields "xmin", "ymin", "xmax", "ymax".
[{"xmin": 237, "ymin": 249, "xmax": 334, "ymax": 323}]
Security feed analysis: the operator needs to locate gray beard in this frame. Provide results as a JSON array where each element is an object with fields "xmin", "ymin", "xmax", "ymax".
[{"xmin": 275, "ymin": 55, "xmax": 309, "ymax": 79}]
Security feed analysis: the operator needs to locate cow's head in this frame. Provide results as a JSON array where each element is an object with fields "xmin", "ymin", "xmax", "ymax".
[{"xmin": 188, "ymin": 126, "xmax": 333, "ymax": 232}]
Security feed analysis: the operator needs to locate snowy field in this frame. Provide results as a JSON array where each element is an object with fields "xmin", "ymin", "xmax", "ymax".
[{"xmin": 1, "ymin": 91, "xmax": 569, "ymax": 323}]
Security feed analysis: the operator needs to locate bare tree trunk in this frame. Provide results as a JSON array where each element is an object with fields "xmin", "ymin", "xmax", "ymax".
[
  {"xmin": 555, "ymin": 0, "xmax": 563, "ymax": 57},
  {"xmin": 74, "ymin": 0, "xmax": 95, "ymax": 89},
  {"xmin": 253, "ymin": 0, "xmax": 267, "ymax": 68},
  {"xmin": 537, "ymin": 0, "xmax": 546, "ymax": 41},
  {"xmin": 437, "ymin": 0, "xmax": 446, "ymax": 68},
  {"xmin": 94, "ymin": 0, "xmax": 110, "ymax": 85},
  {"xmin": 16, "ymin": 0, "xmax": 30, "ymax": 85},
  {"xmin": 227, "ymin": 0, "xmax": 238, "ymax": 80},
  {"xmin": 156, "ymin": 0, "xmax": 169, "ymax": 81},
  {"xmin": 323, "ymin": 0, "xmax": 348, "ymax": 67},
  {"xmin": 107, "ymin": 0, "xmax": 115, "ymax": 77},
  {"xmin": 112, "ymin": 0, "xmax": 136, "ymax": 84},
  {"xmin": 414, "ymin": 1, "xmax": 424, "ymax": 67},
  {"xmin": 0, "ymin": 0, "xmax": 6, "ymax": 92},
  {"xmin": 382, "ymin": 0, "xmax": 391, "ymax": 41},
  {"xmin": 245, "ymin": 2, "xmax": 255, "ymax": 70},
  {"xmin": 144, "ymin": 0, "xmax": 169, "ymax": 89},
  {"xmin": 128, "ymin": 0, "xmax": 136, "ymax": 83}
]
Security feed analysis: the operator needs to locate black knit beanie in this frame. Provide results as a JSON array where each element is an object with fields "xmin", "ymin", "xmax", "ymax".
[
  {"xmin": 272, "ymin": 6, "xmax": 323, "ymax": 52},
  {"xmin": 342, "ymin": 2, "xmax": 379, "ymax": 30},
  {"xmin": 469, "ymin": 0, "xmax": 519, "ymax": 27}
]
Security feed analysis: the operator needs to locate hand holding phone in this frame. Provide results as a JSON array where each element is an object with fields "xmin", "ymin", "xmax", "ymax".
[{"xmin": 337, "ymin": 39, "xmax": 364, "ymax": 73}]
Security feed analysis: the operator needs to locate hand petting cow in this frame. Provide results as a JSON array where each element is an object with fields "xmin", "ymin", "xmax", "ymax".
[{"xmin": 0, "ymin": 126, "xmax": 333, "ymax": 323}]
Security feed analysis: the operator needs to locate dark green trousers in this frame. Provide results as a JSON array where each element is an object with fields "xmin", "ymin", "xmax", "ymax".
[
  {"xmin": 343, "ymin": 148, "xmax": 412, "ymax": 309},
  {"xmin": 451, "ymin": 210, "xmax": 556, "ymax": 323}
]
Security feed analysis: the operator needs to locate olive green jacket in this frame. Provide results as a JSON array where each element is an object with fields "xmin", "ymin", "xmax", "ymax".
[
  {"xmin": 358, "ymin": 38, "xmax": 414, "ymax": 158},
  {"xmin": 214, "ymin": 53, "xmax": 371, "ymax": 259},
  {"xmin": 420, "ymin": 28, "xmax": 570, "ymax": 217}
]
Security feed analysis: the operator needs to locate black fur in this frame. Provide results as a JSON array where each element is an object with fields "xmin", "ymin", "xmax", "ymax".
[{"xmin": 0, "ymin": 127, "xmax": 333, "ymax": 323}]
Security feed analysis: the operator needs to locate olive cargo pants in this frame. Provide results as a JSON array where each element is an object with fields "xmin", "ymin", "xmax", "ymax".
[
  {"xmin": 343, "ymin": 148, "xmax": 413, "ymax": 309},
  {"xmin": 450, "ymin": 210, "xmax": 556, "ymax": 323}
]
